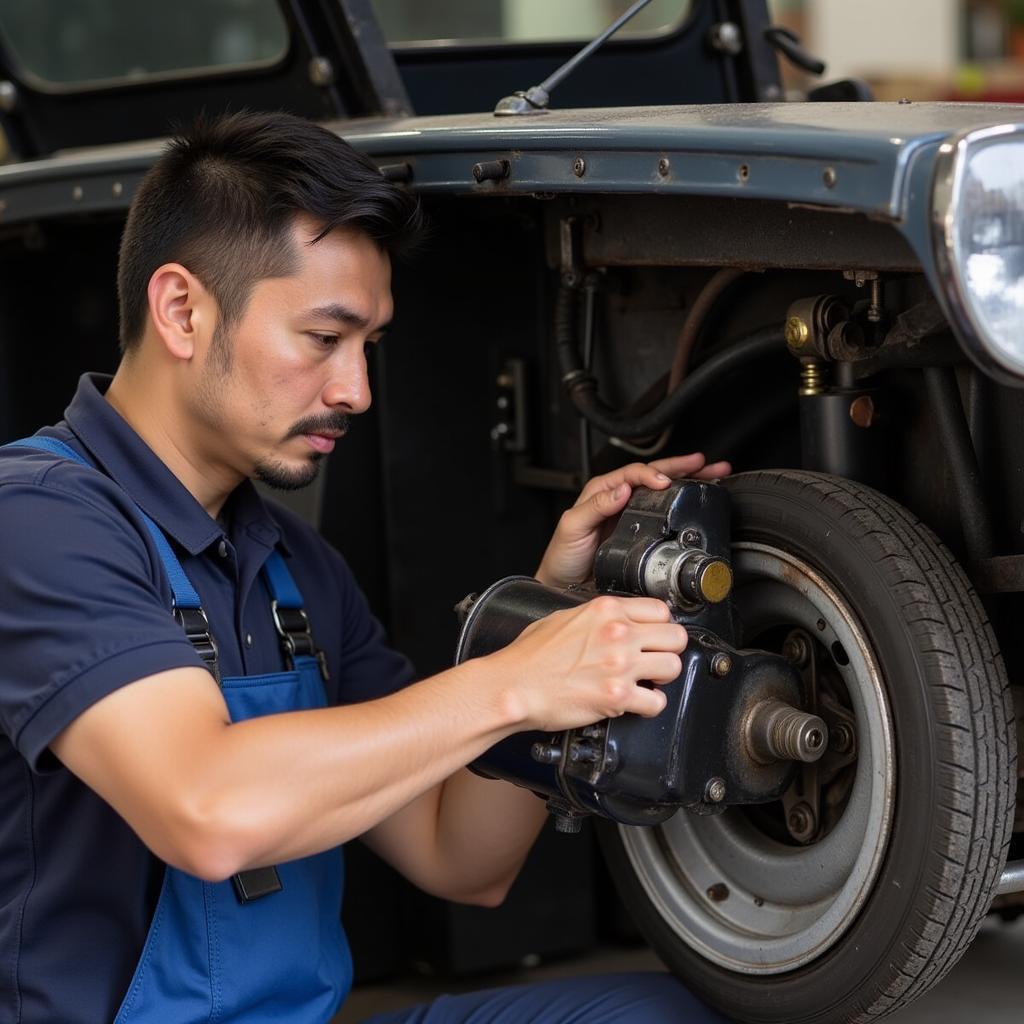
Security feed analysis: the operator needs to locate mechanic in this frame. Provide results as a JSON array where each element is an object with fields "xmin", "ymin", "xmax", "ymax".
[{"xmin": 0, "ymin": 110, "xmax": 730, "ymax": 1024}]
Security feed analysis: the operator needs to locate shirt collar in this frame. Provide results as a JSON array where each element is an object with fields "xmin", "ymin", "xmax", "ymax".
[{"xmin": 63, "ymin": 373, "xmax": 283, "ymax": 557}]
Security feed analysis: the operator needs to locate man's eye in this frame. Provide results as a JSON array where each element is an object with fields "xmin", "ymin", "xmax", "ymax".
[{"xmin": 309, "ymin": 333, "xmax": 338, "ymax": 347}]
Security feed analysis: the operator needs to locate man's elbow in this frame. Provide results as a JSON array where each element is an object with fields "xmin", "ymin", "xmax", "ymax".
[{"xmin": 146, "ymin": 795, "xmax": 263, "ymax": 883}]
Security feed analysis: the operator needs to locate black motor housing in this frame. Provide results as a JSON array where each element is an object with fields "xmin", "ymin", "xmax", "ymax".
[{"xmin": 454, "ymin": 479, "xmax": 822, "ymax": 829}]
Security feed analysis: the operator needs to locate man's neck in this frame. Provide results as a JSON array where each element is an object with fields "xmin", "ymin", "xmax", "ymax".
[{"xmin": 105, "ymin": 360, "xmax": 240, "ymax": 519}]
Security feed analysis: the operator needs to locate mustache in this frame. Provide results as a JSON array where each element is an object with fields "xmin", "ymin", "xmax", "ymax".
[{"xmin": 286, "ymin": 412, "xmax": 351, "ymax": 439}]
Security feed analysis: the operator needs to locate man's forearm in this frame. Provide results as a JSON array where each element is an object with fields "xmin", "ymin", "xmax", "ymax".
[
  {"xmin": 362, "ymin": 768, "xmax": 549, "ymax": 905},
  {"xmin": 53, "ymin": 658, "xmax": 531, "ymax": 881}
]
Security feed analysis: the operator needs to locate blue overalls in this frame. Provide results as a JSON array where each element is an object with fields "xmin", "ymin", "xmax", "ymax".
[{"xmin": 10, "ymin": 437, "xmax": 351, "ymax": 1023}]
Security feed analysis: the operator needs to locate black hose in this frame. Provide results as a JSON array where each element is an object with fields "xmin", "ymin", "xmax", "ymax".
[
  {"xmin": 555, "ymin": 283, "xmax": 786, "ymax": 439},
  {"xmin": 922, "ymin": 366, "xmax": 994, "ymax": 563}
]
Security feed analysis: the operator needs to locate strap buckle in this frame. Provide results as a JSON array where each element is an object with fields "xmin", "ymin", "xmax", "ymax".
[
  {"xmin": 271, "ymin": 600, "xmax": 330, "ymax": 680},
  {"xmin": 174, "ymin": 605, "xmax": 221, "ymax": 683}
]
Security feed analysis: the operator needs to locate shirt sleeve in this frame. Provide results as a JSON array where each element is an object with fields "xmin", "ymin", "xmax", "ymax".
[
  {"xmin": 0, "ymin": 472, "xmax": 203, "ymax": 771},
  {"xmin": 330, "ymin": 550, "xmax": 417, "ymax": 704}
]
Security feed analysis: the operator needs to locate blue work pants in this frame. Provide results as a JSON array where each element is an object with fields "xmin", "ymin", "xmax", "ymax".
[{"xmin": 361, "ymin": 971, "xmax": 728, "ymax": 1023}]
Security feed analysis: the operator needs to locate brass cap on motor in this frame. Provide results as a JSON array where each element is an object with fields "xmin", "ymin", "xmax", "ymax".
[{"xmin": 696, "ymin": 559, "xmax": 733, "ymax": 603}]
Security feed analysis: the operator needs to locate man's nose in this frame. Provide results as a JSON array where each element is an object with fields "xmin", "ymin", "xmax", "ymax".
[{"xmin": 322, "ymin": 345, "xmax": 372, "ymax": 414}]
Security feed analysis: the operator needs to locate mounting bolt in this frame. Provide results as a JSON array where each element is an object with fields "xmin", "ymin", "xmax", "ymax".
[
  {"xmin": 822, "ymin": 166, "xmax": 837, "ymax": 189},
  {"xmin": 705, "ymin": 777, "xmax": 727, "ymax": 803},
  {"xmin": 708, "ymin": 21, "xmax": 742, "ymax": 56},
  {"xmin": 531, "ymin": 742, "xmax": 563, "ymax": 765},
  {"xmin": 308, "ymin": 56, "xmax": 335, "ymax": 88},
  {"xmin": 657, "ymin": 157, "xmax": 671, "ymax": 177},
  {"xmin": 787, "ymin": 801, "xmax": 816, "ymax": 841},
  {"xmin": 681, "ymin": 529, "xmax": 701, "ymax": 546},
  {"xmin": 473, "ymin": 159, "xmax": 510, "ymax": 183},
  {"xmin": 831, "ymin": 723, "xmax": 854, "ymax": 754},
  {"xmin": 710, "ymin": 653, "xmax": 733, "ymax": 678},
  {"xmin": 782, "ymin": 634, "xmax": 810, "ymax": 667},
  {"xmin": 573, "ymin": 157, "xmax": 586, "ymax": 177}
]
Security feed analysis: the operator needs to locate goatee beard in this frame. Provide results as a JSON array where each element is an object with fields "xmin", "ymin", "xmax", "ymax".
[{"xmin": 253, "ymin": 453, "xmax": 324, "ymax": 492}]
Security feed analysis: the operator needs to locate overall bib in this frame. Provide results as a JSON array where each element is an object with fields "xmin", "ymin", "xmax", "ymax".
[{"xmin": 10, "ymin": 436, "xmax": 352, "ymax": 1024}]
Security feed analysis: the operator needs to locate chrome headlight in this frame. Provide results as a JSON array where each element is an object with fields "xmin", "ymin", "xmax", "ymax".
[{"xmin": 933, "ymin": 124, "xmax": 1024, "ymax": 384}]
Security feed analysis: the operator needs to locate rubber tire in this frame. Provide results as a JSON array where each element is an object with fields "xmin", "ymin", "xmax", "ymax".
[{"xmin": 600, "ymin": 470, "xmax": 1017, "ymax": 1024}]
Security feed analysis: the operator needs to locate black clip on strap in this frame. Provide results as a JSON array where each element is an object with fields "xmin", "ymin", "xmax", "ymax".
[
  {"xmin": 174, "ymin": 605, "xmax": 221, "ymax": 684},
  {"xmin": 271, "ymin": 600, "xmax": 330, "ymax": 681}
]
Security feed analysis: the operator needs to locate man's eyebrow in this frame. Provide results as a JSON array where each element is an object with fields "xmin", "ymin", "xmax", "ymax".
[{"xmin": 306, "ymin": 303, "xmax": 391, "ymax": 333}]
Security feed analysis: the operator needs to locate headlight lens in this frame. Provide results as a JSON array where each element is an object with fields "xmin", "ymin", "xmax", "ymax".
[{"xmin": 934, "ymin": 125, "xmax": 1024, "ymax": 383}]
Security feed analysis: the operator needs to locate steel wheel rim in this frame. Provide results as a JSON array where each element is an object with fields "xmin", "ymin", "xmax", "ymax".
[{"xmin": 619, "ymin": 542, "xmax": 895, "ymax": 974}]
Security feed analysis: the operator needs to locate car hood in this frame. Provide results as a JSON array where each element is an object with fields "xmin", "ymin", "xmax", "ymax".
[
  {"xmin": 341, "ymin": 101, "xmax": 1024, "ymax": 219},
  {"xmin": 0, "ymin": 101, "xmax": 1021, "ymax": 226}
]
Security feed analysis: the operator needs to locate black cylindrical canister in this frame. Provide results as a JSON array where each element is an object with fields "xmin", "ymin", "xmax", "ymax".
[
  {"xmin": 455, "ymin": 576, "xmax": 592, "ymax": 799},
  {"xmin": 455, "ymin": 575, "xmax": 591, "ymax": 663}
]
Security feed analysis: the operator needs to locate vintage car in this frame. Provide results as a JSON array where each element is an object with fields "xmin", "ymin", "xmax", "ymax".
[{"xmin": 0, "ymin": 1, "xmax": 1020, "ymax": 1022}]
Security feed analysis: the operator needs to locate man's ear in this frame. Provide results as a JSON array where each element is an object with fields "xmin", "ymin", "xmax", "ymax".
[{"xmin": 146, "ymin": 263, "xmax": 211, "ymax": 361}]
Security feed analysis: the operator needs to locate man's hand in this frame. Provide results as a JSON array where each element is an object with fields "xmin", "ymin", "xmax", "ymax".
[
  {"xmin": 535, "ymin": 453, "xmax": 730, "ymax": 590},
  {"xmin": 488, "ymin": 594, "xmax": 687, "ymax": 733}
]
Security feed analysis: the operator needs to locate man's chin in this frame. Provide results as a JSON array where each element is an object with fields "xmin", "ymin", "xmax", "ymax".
[{"xmin": 253, "ymin": 454, "xmax": 323, "ymax": 492}]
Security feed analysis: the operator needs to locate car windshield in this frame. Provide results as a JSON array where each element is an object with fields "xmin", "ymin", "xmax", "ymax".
[
  {"xmin": 371, "ymin": 0, "xmax": 691, "ymax": 47},
  {"xmin": 0, "ymin": 0, "xmax": 288, "ymax": 89}
]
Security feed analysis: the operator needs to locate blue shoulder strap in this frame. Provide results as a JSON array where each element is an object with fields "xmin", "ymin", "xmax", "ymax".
[
  {"xmin": 7, "ymin": 435, "xmax": 321, "ymax": 684},
  {"xmin": 7, "ymin": 436, "xmax": 204, "ymax": 610},
  {"xmin": 262, "ymin": 549, "xmax": 304, "ymax": 608}
]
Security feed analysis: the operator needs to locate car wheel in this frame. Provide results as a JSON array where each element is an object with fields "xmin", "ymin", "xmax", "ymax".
[{"xmin": 599, "ymin": 470, "xmax": 1016, "ymax": 1023}]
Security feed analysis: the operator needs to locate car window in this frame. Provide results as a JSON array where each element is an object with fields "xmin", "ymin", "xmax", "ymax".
[
  {"xmin": 0, "ymin": 0, "xmax": 288, "ymax": 90},
  {"xmin": 371, "ymin": 0, "xmax": 691, "ymax": 47}
]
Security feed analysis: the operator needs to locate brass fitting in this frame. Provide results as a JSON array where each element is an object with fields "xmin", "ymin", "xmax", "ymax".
[{"xmin": 799, "ymin": 359, "xmax": 826, "ymax": 397}]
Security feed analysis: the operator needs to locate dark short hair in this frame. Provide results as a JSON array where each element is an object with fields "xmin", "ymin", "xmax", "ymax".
[{"xmin": 116, "ymin": 109, "xmax": 423, "ymax": 352}]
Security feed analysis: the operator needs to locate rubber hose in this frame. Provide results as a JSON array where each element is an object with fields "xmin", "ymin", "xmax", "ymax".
[{"xmin": 555, "ymin": 280, "xmax": 785, "ymax": 439}]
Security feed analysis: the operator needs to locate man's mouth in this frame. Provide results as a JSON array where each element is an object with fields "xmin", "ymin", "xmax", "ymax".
[
  {"xmin": 302, "ymin": 431, "xmax": 344, "ymax": 454},
  {"xmin": 289, "ymin": 413, "xmax": 351, "ymax": 455}
]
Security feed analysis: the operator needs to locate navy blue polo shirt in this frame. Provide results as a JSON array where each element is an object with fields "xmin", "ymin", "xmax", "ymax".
[{"xmin": 0, "ymin": 373, "xmax": 415, "ymax": 1024}]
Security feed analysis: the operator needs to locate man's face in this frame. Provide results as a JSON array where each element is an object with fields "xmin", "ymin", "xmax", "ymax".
[{"xmin": 188, "ymin": 216, "xmax": 393, "ymax": 490}]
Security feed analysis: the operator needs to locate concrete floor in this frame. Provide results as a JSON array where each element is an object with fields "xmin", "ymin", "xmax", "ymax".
[{"xmin": 334, "ymin": 916, "xmax": 1024, "ymax": 1023}]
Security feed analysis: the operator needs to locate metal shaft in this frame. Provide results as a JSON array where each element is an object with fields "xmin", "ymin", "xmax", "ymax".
[
  {"xmin": 997, "ymin": 858, "xmax": 1024, "ymax": 895},
  {"xmin": 746, "ymin": 699, "xmax": 829, "ymax": 764}
]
